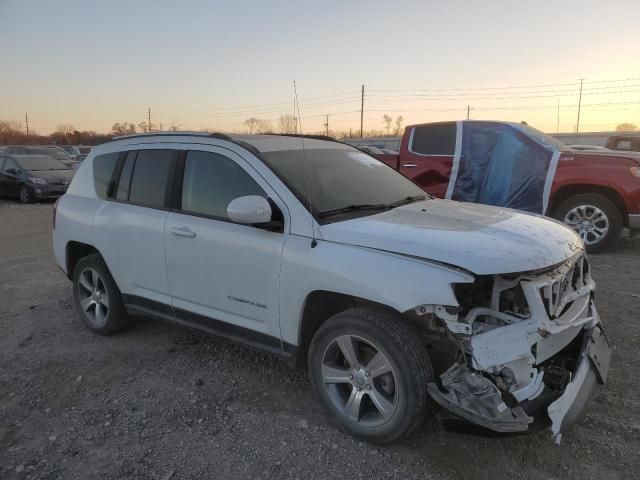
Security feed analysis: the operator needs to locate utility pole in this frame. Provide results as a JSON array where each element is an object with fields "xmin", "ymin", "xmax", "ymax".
[
  {"xmin": 576, "ymin": 78, "xmax": 584, "ymax": 140},
  {"xmin": 25, "ymin": 113, "xmax": 29, "ymax": 135},
  {"xmin": 360, "ymin": 84, "xmax": 364, "ymax": 138},
  {"xmin": 466, "ymin": 105, "xmax": 470, "ymax": 120},
  {"xmin": 324, "ymin": 115, "xmax": 329, "ymax": 136},
  {"xmin": 556, "ymin": 98, "xmax": 561, "ymax": 149},
  {"xmin": 293, "ymin": 98, "xmax": 297, "ymax": 134},
  {"xmin": 148, "ymin": 107, "xmax": 152, "ymax": 132}
]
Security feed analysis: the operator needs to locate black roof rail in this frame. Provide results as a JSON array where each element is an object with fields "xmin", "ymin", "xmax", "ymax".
[{"xmin": 109, "ymin": 131, "xmax": 233, "ymax": 141}]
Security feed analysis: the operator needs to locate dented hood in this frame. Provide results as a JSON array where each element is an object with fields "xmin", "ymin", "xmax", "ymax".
[{"xmin": 319, "ymin": 199, "xmax": 583, "ymax": 275}]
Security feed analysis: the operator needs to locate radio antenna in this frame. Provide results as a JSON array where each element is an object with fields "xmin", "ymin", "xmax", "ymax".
[{"xmin": 293, "ymin": 80, "xmax": 318, "ymax": 248}]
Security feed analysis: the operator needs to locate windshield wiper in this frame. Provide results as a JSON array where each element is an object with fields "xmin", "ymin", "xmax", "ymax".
[
  {"xmin": 319, "ymin": 203, "xmax": 390, "ymax": 218},
  {"xmin": 387, "ymin": 195, "xmax": 428, "ymax": 207}
]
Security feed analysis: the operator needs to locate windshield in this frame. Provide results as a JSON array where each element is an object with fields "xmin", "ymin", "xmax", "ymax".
[
  {"xmin": 17, "ymin": 155, "xmax": 70, "ymax": 171},
  {"xmin": 513, "ymin": 124, "xmax": 570, "ymax": 152},
  {"xmin": 261, "ymin": 148, "xmax": 428, "ymax": 223}
]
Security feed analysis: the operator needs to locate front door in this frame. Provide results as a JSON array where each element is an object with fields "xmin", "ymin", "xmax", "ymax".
[{"xmin": 165, "ymin": 146, "xmax": 288, "ymax": 347}]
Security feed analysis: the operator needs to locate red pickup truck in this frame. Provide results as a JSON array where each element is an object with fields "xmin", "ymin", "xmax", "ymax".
[{"xmin": 373, "ymin": 121, "xmax": 640, "ymax": 252}]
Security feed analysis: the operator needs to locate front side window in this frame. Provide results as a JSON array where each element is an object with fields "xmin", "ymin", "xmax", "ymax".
[
  {"xmin": 181, "ymin": 150, "xmax": 266, "ymax": 219},
  {"xmin": 127, "ymin": 150, "xmax": 174, "ymax": 208},
  {"xmin": 93, "ymin": 152, "xmax": 119, "ymax": 199},
  {"xmin": 411, "ymin": 123, "xmax": 457, "ymax": 155},
  {"xmin": 261, "ymin": 147, "xmax": 427, "ymax": 222}
]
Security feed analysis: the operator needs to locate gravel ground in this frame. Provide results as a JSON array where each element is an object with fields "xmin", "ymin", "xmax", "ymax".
[{"xmin": 1, "ymin": 200, "xmax": 639, "ymax": 480}]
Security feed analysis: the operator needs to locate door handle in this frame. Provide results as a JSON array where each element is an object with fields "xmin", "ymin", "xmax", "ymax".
[
  {"xmin": 170, "ymin": 226, "xmax": 196, "ymax": 238},
  {"xmin": 402, "ymin": 163, "xmax": 417, "ymax": 168}
]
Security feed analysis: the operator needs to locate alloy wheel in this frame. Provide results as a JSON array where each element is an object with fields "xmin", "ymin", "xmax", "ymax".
[
  {"xmin": 564, "ymin": 204, "xmax": 609, "ymax": 245},
  {"xmin": 77, "ymin": 268, "xmax": 109, "ymax": 327},
  {"xmin": 321, "ymin": 334, "xmax": 399, "ymax": 427}
]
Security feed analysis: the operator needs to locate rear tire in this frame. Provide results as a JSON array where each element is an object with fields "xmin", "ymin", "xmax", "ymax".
[
  {"xmin": 554, "ymin": 193, "xmax": 622, "ymax": 253},
  {"xmin": 72, "ymin": 253, "xmax": 129, "ymax": 335},
  {"xmin": 308, "ymin": 307, "xmax": 434, "ymax": 444}
]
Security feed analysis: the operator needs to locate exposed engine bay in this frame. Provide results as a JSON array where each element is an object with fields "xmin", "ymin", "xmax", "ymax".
[{"xmin": 413, "ymin": 253, "xmax": 611, "ymax": 443}]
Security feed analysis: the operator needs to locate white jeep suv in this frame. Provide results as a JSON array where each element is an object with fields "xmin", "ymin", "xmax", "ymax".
[{"xmin": 53, "ymin": 132, "xmax": 610, "ymax": 444}]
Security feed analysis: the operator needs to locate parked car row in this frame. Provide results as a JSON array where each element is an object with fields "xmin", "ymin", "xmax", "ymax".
[{"xmin": 0, "ymin": 144, "xmax": 92, "ymax": 168}]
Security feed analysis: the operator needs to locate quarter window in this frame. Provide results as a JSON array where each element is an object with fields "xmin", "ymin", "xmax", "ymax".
[
  {"xmin": 127, "ymin": 150, "xmax": 174, "ymax": 208},
  {"xmin": 180, "ymin": 150, "xmax": 266, "ymax": 219},
  {"xmin": 411, "ymin": 123, "xmax": 457, "ymax": 155},
  {"xmin": 92, "ymin": 152, "xmax": 119, "ymax": 199}
]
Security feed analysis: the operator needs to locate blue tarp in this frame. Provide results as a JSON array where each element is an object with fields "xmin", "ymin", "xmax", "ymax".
[{"xmin": 449, "ymin": 122, "xmax": 555, "ymax": 214}]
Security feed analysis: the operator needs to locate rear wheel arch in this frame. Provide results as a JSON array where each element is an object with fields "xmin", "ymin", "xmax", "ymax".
[
  {"xmin": 549, "ymin": 184, "xmax": 627, "ymax": 225},
  {"xmin": 65, "ymin": 241, "xmax": 101, "ymax": 280}
]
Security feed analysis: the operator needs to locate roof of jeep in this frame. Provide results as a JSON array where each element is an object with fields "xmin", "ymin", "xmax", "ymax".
[{"xmin": 108, "ymin": 132, "xmax": 352, "ymax": 153}]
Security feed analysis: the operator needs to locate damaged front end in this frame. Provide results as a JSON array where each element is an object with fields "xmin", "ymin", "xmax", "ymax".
[{"xmin": 420, "ymin": 253, "xmax": 611, "ymax": 443}]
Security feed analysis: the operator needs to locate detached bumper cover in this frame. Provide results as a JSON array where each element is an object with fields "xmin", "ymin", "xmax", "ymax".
[{"xmin": 547, "ymin": 325, "xmax": 610, "ymax": 443}]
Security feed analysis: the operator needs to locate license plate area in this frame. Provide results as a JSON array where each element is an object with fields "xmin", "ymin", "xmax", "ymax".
[{"xmin": 587, "ymin": 326, "xmax": 611, "ymax": 383}]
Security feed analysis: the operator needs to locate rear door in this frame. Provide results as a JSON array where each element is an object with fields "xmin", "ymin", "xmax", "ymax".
[
  {"xmin": 399, "ymin": 122, "xmax": 458, "ymax": 198},
  {"xmin": 92, "ymin": 146, "xmax": 179, "ymax": 310},
  {"xmin": 164, "ymin": 145, "xmax": 288, "ymax": 347}
]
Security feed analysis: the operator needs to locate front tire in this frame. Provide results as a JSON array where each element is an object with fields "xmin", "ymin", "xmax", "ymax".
[
  {"xmin": 308, "ymin": 307, "xmax": 434, "ymax": 444},
  {"xmin": 19, "ymin": 185, "xmax": 33, "ymax": 203},
  {"xmin": 72, "ymin": 254, "xmax": 129, "ymax": 335},
  {"xmin": 554, "ymin": 193, "xmax": 622, "ymax": 253}
]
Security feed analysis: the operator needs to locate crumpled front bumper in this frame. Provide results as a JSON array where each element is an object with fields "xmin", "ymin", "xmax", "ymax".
[{"xmin": 428, "ymin": 320, "xmax": 611, "ymax": 442}]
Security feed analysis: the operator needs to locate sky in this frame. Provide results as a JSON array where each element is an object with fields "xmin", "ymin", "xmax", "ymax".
[{"xmin": 0, "ymin": 0, "xmax": 639, "ymax": 135}]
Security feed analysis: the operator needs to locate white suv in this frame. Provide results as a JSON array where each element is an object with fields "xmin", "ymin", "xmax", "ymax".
[{"xmin": 53, "ymin": 132, "xmax": 610, "ymax": 444}]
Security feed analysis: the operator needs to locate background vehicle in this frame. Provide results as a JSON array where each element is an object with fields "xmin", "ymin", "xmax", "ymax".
[
  {"xmin": 606, "ymin": 134, "xmax": 640, "ymax": 152},
  {"xmin": 0, "ymin": 153, "xmax": 73, "ymax": 202},
  {"xmin": 59, "ymin": 145, "xmax": 92, "ymax": 161},
  {"xmin": 53, "ymin": 132, "xmax": 608, "ymax": 445},
  {"xmin": 371, "ymin": 121, "xmax": 640, "ymax": 252},
  {"xmin": 4, "ymin": 145, "xmax": 77, "ymax": 168}
]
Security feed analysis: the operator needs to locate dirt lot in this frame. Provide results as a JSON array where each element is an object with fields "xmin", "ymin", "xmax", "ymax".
[{"xmin": 1, "ymin": 200, "xmax": 639, "ymax": 480}]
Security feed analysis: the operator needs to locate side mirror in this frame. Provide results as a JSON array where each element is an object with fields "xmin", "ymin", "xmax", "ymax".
[
  {"xmin": 6, "ymin": 168, "xmax": 17, "ymax": 175},
  {"xmin": 227, "ymin": 195, "xmax": 272, "ymax": 224}
]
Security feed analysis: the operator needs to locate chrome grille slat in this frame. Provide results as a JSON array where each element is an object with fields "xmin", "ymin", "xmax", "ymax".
[{"xmin": 539, "ymin": 256, "xmax": 589, "ymax": 319}]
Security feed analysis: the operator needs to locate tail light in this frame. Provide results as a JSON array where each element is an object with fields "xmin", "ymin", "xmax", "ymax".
[{"xmin": 53, "ymin": 198, "xmax": 59, "ymax": 229}]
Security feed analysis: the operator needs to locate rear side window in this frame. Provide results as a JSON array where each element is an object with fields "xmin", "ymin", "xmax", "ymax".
[
  {"xmin": 127, "ymin": 150, "xmax": 174, "ymax": 208},
  {"xmin": 181, "ymin": 150, "xmax": 266, "ymax": 219},
  {"xmin": 411, "ymin": 123, "xmax": 457, "ymax": 155},
  {"xmin": 93, "ymin": 153, "xmax": 119, "ymax": 199}
]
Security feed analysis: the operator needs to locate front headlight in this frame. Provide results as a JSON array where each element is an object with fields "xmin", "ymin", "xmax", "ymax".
[{"xmin": 28, "ymin": 177, "xmax": 47, "ymax": 185}]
